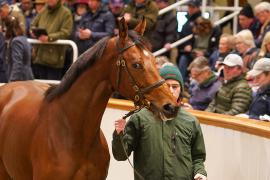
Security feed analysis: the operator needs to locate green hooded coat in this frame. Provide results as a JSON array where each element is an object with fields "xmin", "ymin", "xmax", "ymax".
[{"xmin": 112, "ymin": 108, "xmax": 207, "ymax": 180}]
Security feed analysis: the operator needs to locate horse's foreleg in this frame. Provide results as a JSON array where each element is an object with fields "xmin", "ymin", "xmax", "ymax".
[{"xmin": 0, "ymin": 160, "xmax": 12, "ymax": 180}]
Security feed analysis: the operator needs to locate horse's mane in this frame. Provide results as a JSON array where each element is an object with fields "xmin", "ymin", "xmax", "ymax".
[{"xmin": 45, "ymin": 30, "xmax": 150, "ymax": 102}]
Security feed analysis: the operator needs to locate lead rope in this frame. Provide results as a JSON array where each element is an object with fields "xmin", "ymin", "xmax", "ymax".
[{"xmin": 119, "ymin": 108, "xmax": 145, "ymax": 180}]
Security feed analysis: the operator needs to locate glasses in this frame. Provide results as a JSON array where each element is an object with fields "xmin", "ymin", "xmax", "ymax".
[{"xmin": 190, "ymin": 70, "xmax": 204, "ymax": 79}]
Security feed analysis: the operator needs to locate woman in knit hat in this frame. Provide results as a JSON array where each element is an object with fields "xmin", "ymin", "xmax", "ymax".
[{"xmin": 112, "ymin": 64, "xmax": 207, "ymax": 180}]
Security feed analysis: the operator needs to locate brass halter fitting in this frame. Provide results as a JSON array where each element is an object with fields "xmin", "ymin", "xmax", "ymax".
[{"xmin": 115, "ymin": 37, "xmax": 165, "ymax": 108}]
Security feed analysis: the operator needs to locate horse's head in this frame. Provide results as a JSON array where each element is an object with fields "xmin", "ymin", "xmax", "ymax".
[{"xmin": 110, "ymin": 17, "xmax": 179, "ymax": 120}]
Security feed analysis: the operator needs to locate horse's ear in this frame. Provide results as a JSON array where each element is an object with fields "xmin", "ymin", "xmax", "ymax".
[
  {"xmin": 134, "ymin": 16, "xmax": 146, "ymax": 36},
  {"xmin": 118, "ymin": 17, "xmax": 128, "ymax": 43}
]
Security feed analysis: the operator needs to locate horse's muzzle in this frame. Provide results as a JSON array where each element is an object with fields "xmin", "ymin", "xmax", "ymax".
[{"xmin": 162, "ymin": 103, "xmax": 179, "ymax": 118}]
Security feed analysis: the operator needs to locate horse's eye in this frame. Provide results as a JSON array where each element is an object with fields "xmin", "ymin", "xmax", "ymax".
[{"xmin": 132, "ymin": 63, "xmax": 143, "ymax": 69}]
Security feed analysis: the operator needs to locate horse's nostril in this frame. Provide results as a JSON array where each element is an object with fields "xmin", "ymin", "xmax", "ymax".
[{"xmin": 163, "ymin": 103, "xmax": 178, "ymax": 115}]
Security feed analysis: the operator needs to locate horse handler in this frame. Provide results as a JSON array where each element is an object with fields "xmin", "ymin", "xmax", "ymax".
[{"xmin": 112, "ymin": 65, "xmax": 207, "ymax": 180}]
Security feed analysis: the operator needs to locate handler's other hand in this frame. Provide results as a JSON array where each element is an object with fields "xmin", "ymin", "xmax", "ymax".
[
  {"xmin": 194, "ymin": 173, "xmax": 207, "ymax": 180},
  {"xmin": 115, "ymin": 118, "xmax": 126, "ymax": 134}
]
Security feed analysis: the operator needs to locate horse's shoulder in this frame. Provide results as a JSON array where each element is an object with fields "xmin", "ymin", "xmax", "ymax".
[{"xmin": 0, "ymin": 81, "xmax": 49, "ymax": 109}]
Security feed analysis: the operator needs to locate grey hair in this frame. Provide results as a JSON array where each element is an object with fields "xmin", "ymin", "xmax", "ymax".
[
  {"xmin": 255, "ymin": 2, "xmax": 270, "ymax": 13},
  {"xmin": 235, "ymin": 29, "xmax": 255, "ymax": 48}
]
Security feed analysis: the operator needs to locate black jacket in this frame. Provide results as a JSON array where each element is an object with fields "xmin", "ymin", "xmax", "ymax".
[
  {"xmin": 150, "ymin": 11, "xmax": 177, "ymax": 52},
  {"xmin": 177, "ymin": 11, "xmax": 201, "ymax": 51},
  {"xmin": 248, "ymin": 84, "xmax": 270, "ymax": 120}
]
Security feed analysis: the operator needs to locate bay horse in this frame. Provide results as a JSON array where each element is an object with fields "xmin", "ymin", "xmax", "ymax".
[{"xmin": 0, "ymin": 18, "xmax": 179, "ymax": 179}]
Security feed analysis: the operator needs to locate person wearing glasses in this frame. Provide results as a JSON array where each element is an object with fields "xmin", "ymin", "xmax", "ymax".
[
  {"xmin": 188, "ymin": 56, "xmax": 221, "ymax": 110},
  {"xmin": 112, "ymin": 65, "xmax": 207, "ymax": 180},
  {"xmin": 206, "ymin": 54, "xmax": 252, "ymax": 115}
]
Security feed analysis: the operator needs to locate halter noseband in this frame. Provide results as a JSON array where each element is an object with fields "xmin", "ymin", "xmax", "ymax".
[{"xmin": 115, "ymin": 37, "xmax": 165, "ymax": 110}]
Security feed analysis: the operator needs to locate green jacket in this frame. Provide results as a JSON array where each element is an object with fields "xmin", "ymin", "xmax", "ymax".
[
  {"xmin": 31, "ymin": 0, "xmax": 73, "ymax": 68},
  {"xmin": 122, "ymin": 0, "xmax": 158, "ymax": 40},
  {"xmin": 206, "ymin": 74, "xmax": 252, "ymax": 115},
  {"xmin": 112, "ymin": 108, "xmax": 207, "ymax": 180}
]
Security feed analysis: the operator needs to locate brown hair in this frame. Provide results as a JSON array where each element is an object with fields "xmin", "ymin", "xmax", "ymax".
[
  {"xmin": 4, "ymin": 16, "xmax": 24, "ymax": 39},
  {"xmin": 193, "ymin": 17, "xmax": 213, "ymax": 35}
]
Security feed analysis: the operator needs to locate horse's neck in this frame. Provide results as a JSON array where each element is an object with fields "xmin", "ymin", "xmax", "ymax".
[{"xmin": 56, "ymin": 63, "xmax": 113, "ymax": 143}]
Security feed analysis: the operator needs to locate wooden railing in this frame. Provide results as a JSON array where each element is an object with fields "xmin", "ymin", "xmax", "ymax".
[{"xmin": 107, "ymin": 98, "xmax": 270, "ymax": 139}]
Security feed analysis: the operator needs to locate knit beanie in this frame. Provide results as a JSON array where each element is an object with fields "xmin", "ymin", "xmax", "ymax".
[
  {"xmin": 160, "ymin": 65, "xmax": 184, "ymax": 91},
  {"xmin": 239, "ymin": 3, "xmax": 254, "ymax": 18}
]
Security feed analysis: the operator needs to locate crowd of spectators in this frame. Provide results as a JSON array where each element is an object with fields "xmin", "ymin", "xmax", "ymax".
[{"xmin": 0, "ymin": 0, "xmax": 270, "ymax": 121}]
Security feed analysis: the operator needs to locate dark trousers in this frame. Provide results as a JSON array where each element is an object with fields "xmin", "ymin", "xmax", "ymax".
[{"xmin": 32, "ymin": 64, "xmax": 63, "ymax": 80}]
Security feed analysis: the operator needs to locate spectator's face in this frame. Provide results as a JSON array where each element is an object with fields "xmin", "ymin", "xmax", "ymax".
[
  {"xmin": 155, "ymin": 0, "xmax": 167, "ymax": 10},
  {"xmin": 256, "ymin": 10, "xmax": 269, "ymax": 24},
  {"xmin": 135, "ymin": 0, "xmax": 145, "ymax": 4},
  {"xmin": 21, "ymin": 0, "xmax": 32, "ymax": 11},
  {"xmin": 190, "ymin": 69, "xmax": 208, "ymax": 84},
  {"xmin": 88, "ymin": 0, "xmax": 100, "ymax": 11},
  {"xmin": 235, "ymin": 38, "xmax": 249, "ymax": 54},
  {"xmin": 253, "ymin": 72, "xmax": 270, "ymax": 87},
  {"xmin": 187, "ymin": 5, "xmax": 200, "ymax": 16},
  {"xmin": 238, "ymin": 15, "xmax": 253, "ymax": 29},
  {"xmin": 223, "ymin": 65, "xmax": 242, "ymax": 81},
  {"xmin": 165, "ymin": 79, "xmax": 181, "ymax": 99},
  {"xmin": 0, "ymin": 5, "xmax": 9, "ymax": 19},
  {"xmin": 219, "ymin": 37, "xmax": 230, "ymax": 53},
  {"xmin": 47, "ymin": 0, "xmax": 58, "ymax": 7},
  {"xmin": 109, "ymin": 4, "xmax": 123, "ymax": 15},
  {"xmin": 35, "ymin": 3, "xmax": 46, "ymax": 13},
  {"xmin": 76, "ymin": 3, "xmax": 88, "ymax": 16}
]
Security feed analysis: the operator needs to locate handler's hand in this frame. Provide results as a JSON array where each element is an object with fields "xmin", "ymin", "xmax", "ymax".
[
  {"xmin": 194, "ymin": 173, "xmax": 207, "ymax": 180},
  {"xmin": 115, "ymin": 118, "xmax": 126, "ymax": 134}
]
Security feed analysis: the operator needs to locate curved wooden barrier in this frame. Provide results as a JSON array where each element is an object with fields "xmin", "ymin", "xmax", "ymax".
[{"xmin": 107, "ymin": 98, "xmax": 270, "ymax": 139}]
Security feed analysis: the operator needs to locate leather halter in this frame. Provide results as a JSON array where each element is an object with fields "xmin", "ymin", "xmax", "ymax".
[{"xmin": 115, "ymin": 37, "xmax": 165, "ymax": 109}]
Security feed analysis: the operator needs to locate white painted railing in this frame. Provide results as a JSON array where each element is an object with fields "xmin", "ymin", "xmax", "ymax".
[
  {"xmin": 154, "ymin": 0, "xmax": 242, "ymax": 56},
  {"xmin": 27, "ymin": 38, "xmax": 78, "ymax": 63},
  {"xmin": 26, "ymin": 38, "xmax": 78, "ymax": 83}
]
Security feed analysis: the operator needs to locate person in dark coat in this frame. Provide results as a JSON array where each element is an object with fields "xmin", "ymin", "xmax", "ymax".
[
  {"xmin": 246, "ymin": 58, "xmax": 270, "ymax": 120},
  {"xmin": 4, "ymin": 16, "xmax": 33, "ymax": 82},
  {"xmin": 0, "ymin": 32, "xmax": 7, "ymax": 83},
  {"xmin": 150, "ymin": 0, "xmax": 177, "ymax": 57},
  {"xmin": 238, "ymin": 3, "xmax": 261, "ymax": 39},
  {"xmin": 176, "ymin": 0, "xmax": 201, "ymax": 83},
  {"xmin": 74, "ymin": 0, "xmax": 115, "ymax": 55},
  {"xmin": 177, "ymin": 0, "xmax": 201, "ymax": 52}
]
